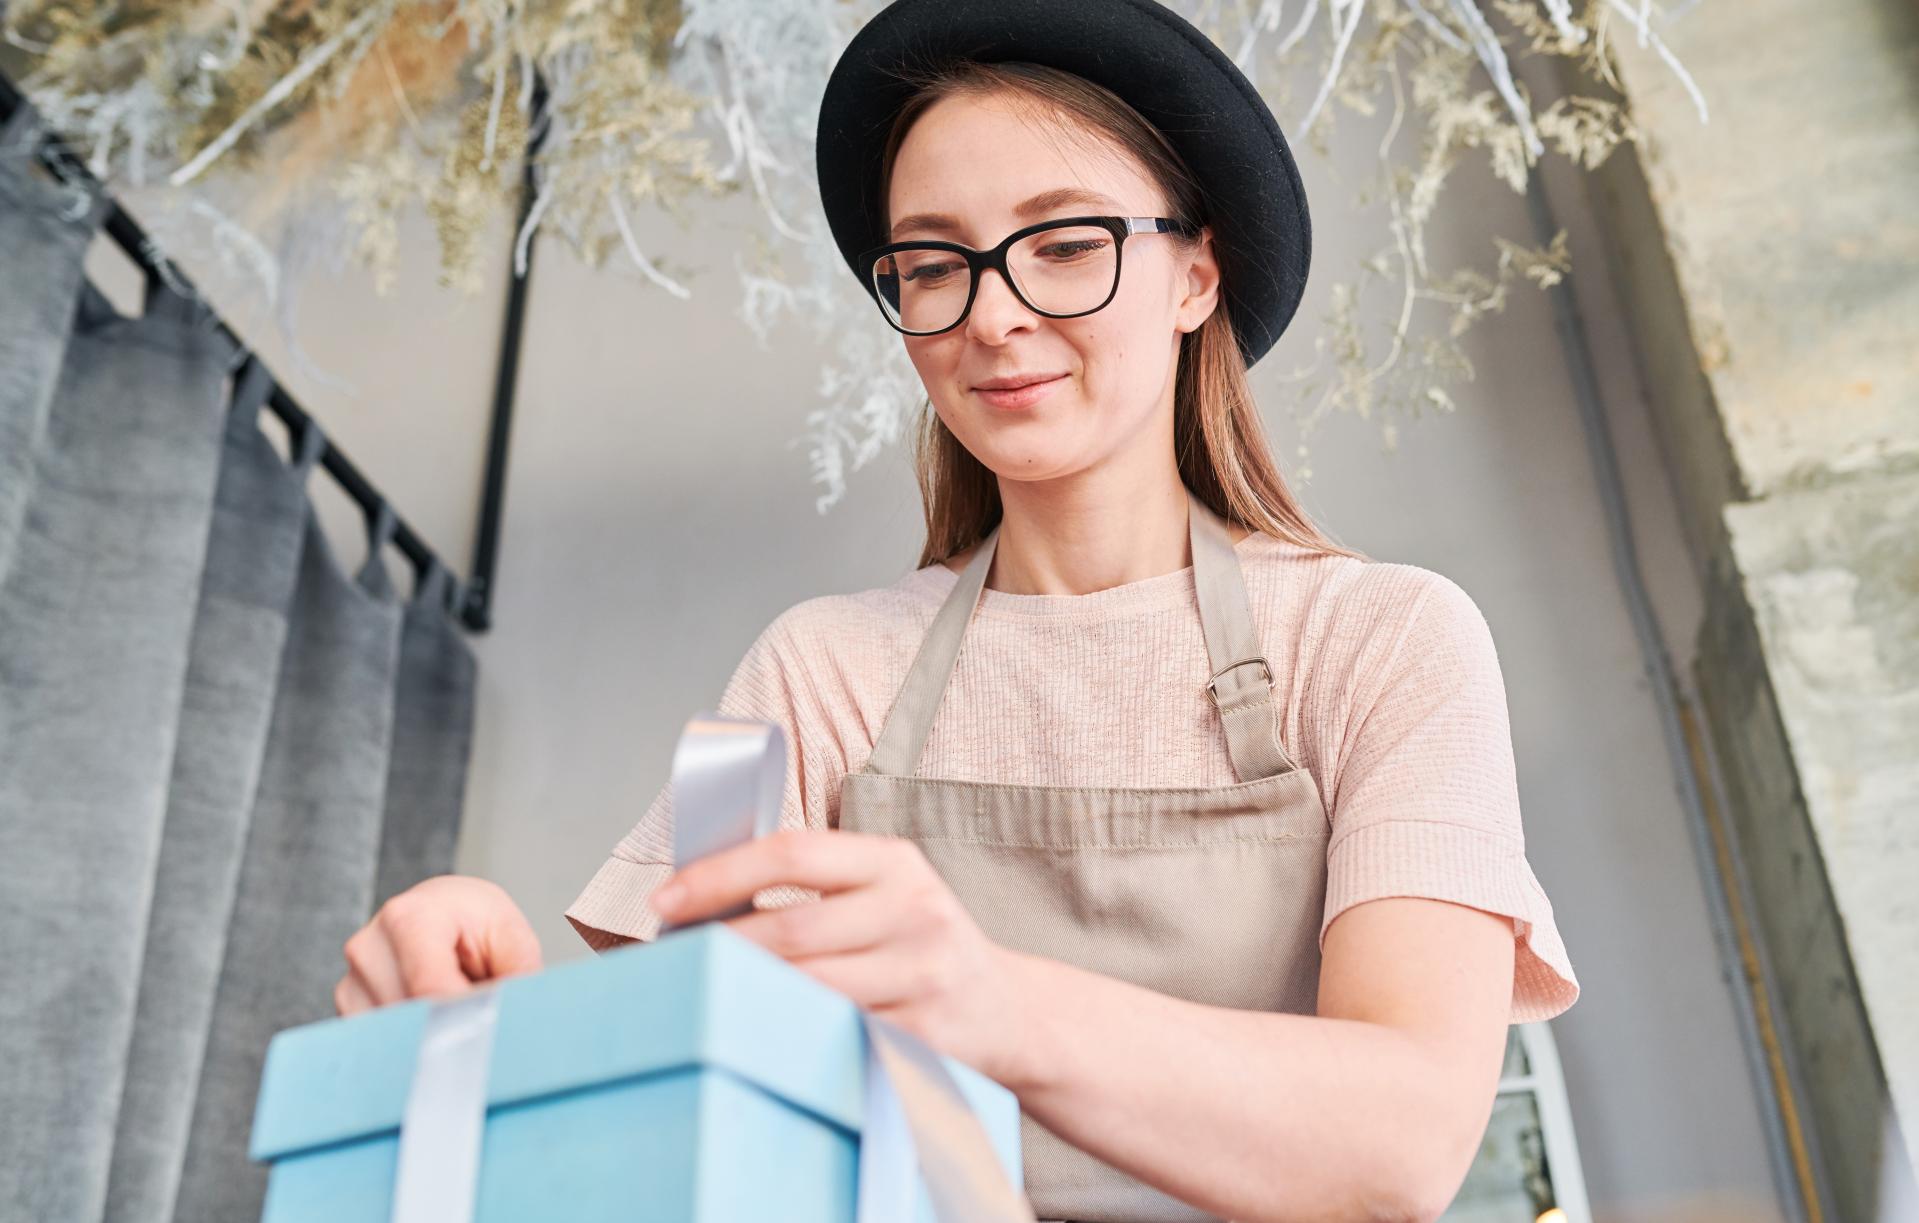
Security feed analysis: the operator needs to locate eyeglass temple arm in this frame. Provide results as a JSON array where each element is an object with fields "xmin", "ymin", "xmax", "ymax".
[{"xmin": 1122, "ymin": 217, "xmax": 1200, "ymax": 237}]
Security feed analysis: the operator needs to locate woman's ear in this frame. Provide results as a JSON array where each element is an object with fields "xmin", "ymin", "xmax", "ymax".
[{"xmin": 1175, "ymin": 226, "xmax": 1222, "ymax": 334}]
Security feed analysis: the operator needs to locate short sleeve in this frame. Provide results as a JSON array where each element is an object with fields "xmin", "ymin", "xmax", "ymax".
[
  {"xmin": 564, "ymin": 613, "xmax": 838, "ymax": 950},
  {"xmin": 1321, "ymin": 573, "xmax": 1579, "ymax": 1023}
]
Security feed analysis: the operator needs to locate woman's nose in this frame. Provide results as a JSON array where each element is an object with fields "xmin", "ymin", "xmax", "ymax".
[{"xmin": 964, "ymin": 266, "xmax": 1038, "ymax": 343}]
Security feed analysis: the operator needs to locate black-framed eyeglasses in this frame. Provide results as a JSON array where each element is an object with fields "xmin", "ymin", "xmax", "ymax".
[{"xmin": 859, "ymin": 214, "xmax": 1200, "ymax": 337}]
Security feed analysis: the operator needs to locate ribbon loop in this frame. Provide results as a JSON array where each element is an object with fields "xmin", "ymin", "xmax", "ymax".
[
  {"xmin": 663, "ymin": 714, "xmax": 786, "ymax": 929},
  {"xmin": 385, "ymin": 715, "xmax": 1032, "ymax": 1222}
]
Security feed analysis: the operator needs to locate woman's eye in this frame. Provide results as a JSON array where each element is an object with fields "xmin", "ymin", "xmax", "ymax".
[
  {"xmin": 905, "ymin": 262, "xmax": 962, "ymax": 283},
  {"xmin": 1040, "ymin": 240, "xmax": 1107, "ymax": 260}
]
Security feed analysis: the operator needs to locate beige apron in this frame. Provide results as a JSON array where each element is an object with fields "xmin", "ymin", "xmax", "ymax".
[{"xmin": 839, "ymin": 491, "xmax": 1331, "ymax": 1223}]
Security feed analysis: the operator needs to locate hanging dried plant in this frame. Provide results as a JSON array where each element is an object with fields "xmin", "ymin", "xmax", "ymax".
[
  {"xmin": 1167, "ymin": 0, "xmax": 1674, "ymax": 476},
  {"xmin": 1, "ymin": 0, "xmax": 725, "ymax": 294},
  {"xmin": 0, "ymin": 0, "xmax": 1704, "ymax": 508},
  {"xmin": 715, "ymin": 0, "xmax": 1702, "ymax": 505}
]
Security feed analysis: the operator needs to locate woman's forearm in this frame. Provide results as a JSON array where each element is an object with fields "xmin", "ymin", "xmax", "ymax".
[{"xmin": 993, "ymin": 949, "xmax": 1484, "ymax": 1223}]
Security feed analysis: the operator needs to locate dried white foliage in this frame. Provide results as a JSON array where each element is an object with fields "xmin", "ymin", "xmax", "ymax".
[
  {"xmin": 2, "ymin": 0, "xmax": 1705, "ymax": 509},
  {"xmin": 716, "ymin": 0, "xmax": 1700, "ymax": 504}
]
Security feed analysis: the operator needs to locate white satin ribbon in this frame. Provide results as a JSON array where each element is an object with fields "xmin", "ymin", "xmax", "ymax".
[
  {"xmin": 663, "ymin": 714, "xmax": 786, "ymax": 929},
  {"xmin": 385, "ymin": 714, "xmax": 1032, "ymax": 1223},
  {"xmin": 390, "ymin": 985, "xmax": 501, "ymax": 1223},
  {"xmin": 860, "ymin": 1013, "xmax": 1037, "ymax": 1223},
  {"xmin": 668, "ymin": 714, "xmax": 1032, "ymax": 1220}
]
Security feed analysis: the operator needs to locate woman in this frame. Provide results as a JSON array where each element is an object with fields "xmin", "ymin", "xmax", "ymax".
[{"xmin": 335, "ymin": 3, "xmax": 1579, "ymax": 1220}]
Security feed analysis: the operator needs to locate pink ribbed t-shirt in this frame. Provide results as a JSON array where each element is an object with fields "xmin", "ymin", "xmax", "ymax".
[{"xmin": 565, "ymin": 530, "xmax": 1580, "ymax": 1024}]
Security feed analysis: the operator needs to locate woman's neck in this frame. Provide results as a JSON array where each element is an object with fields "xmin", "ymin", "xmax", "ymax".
[{"xmin": 952, "ymin": 471, "xmax": 1243, "ymax": 596}]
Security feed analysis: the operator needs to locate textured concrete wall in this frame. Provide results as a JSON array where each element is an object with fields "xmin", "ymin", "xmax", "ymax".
[
  {"xmin": 1696, "ymin": 525, "xmax": 1901, "ymax": 1221},
  {"xmin": 1722, "ymin": 474, "xmax": 1919, "ymax": 1212},
  {"xmin": 1577, "ymin": 0, "xmax": 1919, "ymax": 1216},
  {"xmin": 1608, "ymin": 0, "xmax": 1919, "ymax": 497}
]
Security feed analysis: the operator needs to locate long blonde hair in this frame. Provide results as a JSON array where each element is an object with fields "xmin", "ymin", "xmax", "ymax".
[{"xmin": 878, "ymin": 59, "xmax": 1364, "ymax": 568}]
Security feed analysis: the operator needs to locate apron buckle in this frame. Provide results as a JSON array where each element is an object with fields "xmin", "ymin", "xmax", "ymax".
[{"xmin": 1206, "ymin": 654, "xmax": 1273, "ymax": 699}]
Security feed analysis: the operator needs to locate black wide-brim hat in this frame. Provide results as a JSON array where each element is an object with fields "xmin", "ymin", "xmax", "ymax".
[{"xmin": 815, "ymin": 0, "xmax": 1312, "ymax": 369}]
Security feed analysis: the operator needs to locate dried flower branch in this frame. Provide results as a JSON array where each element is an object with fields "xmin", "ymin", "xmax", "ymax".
[
  {"xmin": 0, "ymin": 0, "xmax": 1702, "ymax": 510},
  {"xmin": 1172, "ymin": 0, "xmax": 1676, "ymax": 479}
]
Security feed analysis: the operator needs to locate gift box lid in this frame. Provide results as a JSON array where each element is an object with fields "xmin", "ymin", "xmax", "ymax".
[{"xmin": 251, "ymin": 925, "xmax": 917, "ymax": 1161}]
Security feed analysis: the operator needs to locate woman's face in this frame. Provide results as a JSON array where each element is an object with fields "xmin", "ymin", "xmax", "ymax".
[{"xmin": 885, "ymin": 92, "xmax": 1220, "ymax": 487}]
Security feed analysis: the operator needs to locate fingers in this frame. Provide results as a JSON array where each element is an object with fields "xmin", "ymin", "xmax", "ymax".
[
  {"xmin": 654, "ymin": 830, "xmax": 919, "ymax": 924},
  {"xmin": 384, "ymin": 902, "xmax": 479, "ymax": 1001},
  {"xmin": 333, "ymin": 971, "xmax": 376, "ymax": 1017},
  {"xmin": 480, "ymin": 905, "xmax": 544, "ymax": 978},
  {"xmin": 722, "ymin": 885, "xmax": 898, "ymax": 961},
  {"xmin": 786, "ymin": 948, "xmax": 929, "ymax": 1010},
  {"xmin": 335, "ymin": 877, "xmax": 548, "ymax": 1016},
  {"xmin": 342, "ymin": 922, "xmax": 406, "ymax": 1006}
]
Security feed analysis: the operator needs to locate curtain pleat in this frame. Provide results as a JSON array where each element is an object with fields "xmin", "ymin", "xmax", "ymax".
[
  {"xmin": 375, "ymin": 558, "xmax": 478, "ymax": 909},
  {"xmin": 102, "ymin": 364, "xmax": 330, "ymax": 1223},
  {"xmin": 0, "ymin": 275, "xmax": 230, "ymax": 1221},
  {"xmin": 1, "ymin": 96, "xmax": 479, "ymax": 1223},
  {"xmin": 172, "ymin": 495, "xmax": 407, "ymax": 1221},
  {"xmin": 0, "ymin": 105, "xmax": 109, "ymax": 581}
]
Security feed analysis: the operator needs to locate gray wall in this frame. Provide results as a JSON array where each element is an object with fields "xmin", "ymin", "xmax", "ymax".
[{"xmin": 109, "ymin": 103, "xmax": 1786, "ymax": 1223}]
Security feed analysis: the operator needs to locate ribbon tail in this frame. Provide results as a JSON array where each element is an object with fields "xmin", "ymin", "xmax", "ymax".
[
  {"xmin": 860, "ymin": 1013, "xmax": 1036, "ymax": 1223},
  {"xmin": 858, "ymin": 1013, "xmax": 920, "ymax": 1223}
]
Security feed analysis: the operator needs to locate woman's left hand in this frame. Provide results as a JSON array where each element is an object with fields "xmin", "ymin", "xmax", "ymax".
[{"xmin": 648, "ymin": 828, "xmax": 1037, "ymax": 1085}]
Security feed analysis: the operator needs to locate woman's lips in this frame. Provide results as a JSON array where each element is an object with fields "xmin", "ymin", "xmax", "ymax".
[{"xmin": 973, "ymin": 374, "xmax": 1067, "ymax": 410}]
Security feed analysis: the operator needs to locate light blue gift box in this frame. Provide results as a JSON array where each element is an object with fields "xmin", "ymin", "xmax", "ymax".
[{"xmin": 249, "ymin": 924, "xmax": 1024, "ymax": 1222}]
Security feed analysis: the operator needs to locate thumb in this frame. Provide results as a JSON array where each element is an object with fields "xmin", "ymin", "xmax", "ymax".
[{"xmin": 452, "ymin": 910, "xmax": 543, "ymax": 984}]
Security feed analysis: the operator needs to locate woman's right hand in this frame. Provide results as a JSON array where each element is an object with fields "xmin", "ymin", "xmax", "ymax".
[{"xmin": 334, "ymin": 875, "xmax": 544, "ymax": 1017}]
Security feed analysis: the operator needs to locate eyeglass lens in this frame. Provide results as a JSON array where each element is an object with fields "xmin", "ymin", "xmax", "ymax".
[{"xmin": 870, "ymin": 224, "xmax": 1118, "ymax": 333}]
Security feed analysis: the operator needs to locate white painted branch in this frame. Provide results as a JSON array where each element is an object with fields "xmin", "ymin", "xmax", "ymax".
[
  {"xmin": 610, "ymin": 192, "xmax": 692, "ymax": 298},
  {"xmin": 1538, "ymin": 0, "xmax": 1587, "ymax": 45},
  {"xmin": 1275, "ymin": 0, "xmax": 1321, "ymax": 58},
  {"xmin": 1300, "ymin": 0, "xmax": 1365, "ymax": 132},
  {"xmin": 170, "ymin": 2, "xmax": 387, "ymax": 186},
  {"xmin": 1233, "ymin": 0, "xmax": 1287, "ymax": 71},
  {"xmin": 1444, "ymin": 0, "xmax": 1544, "ymax": 158},
  {"xmin": 1403, "ymin": 0, "xmax": 1469, "ymax": 52},
  {"xmin": 1605, "ymin": 0, "xmax": 1710, "ymax": 122},
  {"xmin": 514, "ymin": 167, "xmax": 557, "ymax": 277}
]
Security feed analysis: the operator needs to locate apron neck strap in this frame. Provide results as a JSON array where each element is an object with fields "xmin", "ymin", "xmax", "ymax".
[
  {"xmin": 864, "ymin": 515, "xmax": 1002, "ymax": 777},
  {"xmin": 864, "ymin": 491, "xmax": 1296, "ymax": 781},
  {"xmin": 1189, "ymin": 495, "xmax": 1298, "ymax": 780}
]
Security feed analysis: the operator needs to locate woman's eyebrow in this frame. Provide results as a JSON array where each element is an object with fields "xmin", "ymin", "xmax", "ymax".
[{"xmin": 889, "ymin": 187, "xmax": 1122, "ymax": 240}]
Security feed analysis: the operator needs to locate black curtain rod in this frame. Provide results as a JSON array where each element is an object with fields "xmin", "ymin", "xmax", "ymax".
[{"xmin": 0, "ymin": 69, "xmax": 538, "ymax": 634}]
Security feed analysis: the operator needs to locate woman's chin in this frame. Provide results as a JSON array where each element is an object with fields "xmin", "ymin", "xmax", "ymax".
[
  {"xmin": 943, "ymin": 411, "xmax": 1090, "ymax": 482},
  {"xmin": 973, "ymin": 450, "xmax": 1085, "ymax": 484}
]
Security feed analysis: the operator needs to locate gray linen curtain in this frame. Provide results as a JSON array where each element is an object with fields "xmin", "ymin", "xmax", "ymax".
[{"xmin": 0, "ymin": 103, "xmax": 478, "ymax": 1223}]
